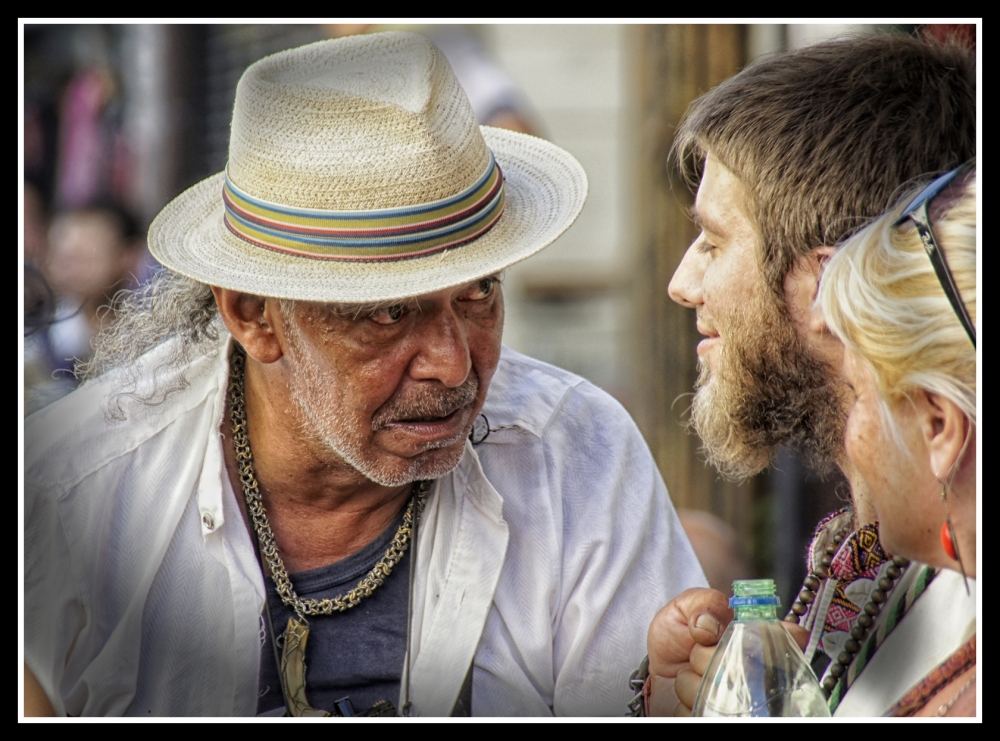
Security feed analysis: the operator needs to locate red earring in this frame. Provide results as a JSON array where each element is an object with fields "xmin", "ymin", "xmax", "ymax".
[{"xmin": 941, "ymin": 521, "xmax": 957, "ymax": 560}]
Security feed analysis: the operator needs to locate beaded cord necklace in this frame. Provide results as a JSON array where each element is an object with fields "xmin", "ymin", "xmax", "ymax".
[{"xmin": 784, "ymin": 512, "xmax": 923, "ymax": 711}]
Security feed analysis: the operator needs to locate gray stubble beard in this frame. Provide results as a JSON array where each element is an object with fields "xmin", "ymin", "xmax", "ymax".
[{"xmin": 283, "ymin": 313, "xmax": 478, "ymax": 488}]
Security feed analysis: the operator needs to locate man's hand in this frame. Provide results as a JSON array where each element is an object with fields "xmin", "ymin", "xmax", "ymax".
[
  {"xmin": 646, "ymin": 588, "xmax": 811, "ymax": 716},
  {"xmin": 646, "ymin": 588, "xmax": 732, "ymax": 716}
]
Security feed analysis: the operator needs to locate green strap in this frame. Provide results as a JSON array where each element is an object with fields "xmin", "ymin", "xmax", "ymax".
[{"xmin": 827, "ymin": 565, "xmax": 937, "ymax": 713}]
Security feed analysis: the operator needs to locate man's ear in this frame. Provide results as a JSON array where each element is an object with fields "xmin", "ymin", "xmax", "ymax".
[
  {"xmin": 915, "ymin": 389, "xmax": 971, "ymax": 481},
  {"xmin": 211, "ymin": 286, "xmax": 283, "ymax": 364},
  {"xmin": 784, "ymin": 246, "xmax": 838, "ymax": 337}
]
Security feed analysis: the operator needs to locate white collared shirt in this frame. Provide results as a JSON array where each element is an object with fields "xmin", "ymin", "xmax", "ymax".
[{"xmin": 24, "ymin": 335, "xmax": 705, "ymax": 717}]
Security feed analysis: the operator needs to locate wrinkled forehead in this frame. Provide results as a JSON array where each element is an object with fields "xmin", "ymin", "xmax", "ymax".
[
  {"xmin": 292, "ymin": 271, "xmax": 506, "ymax": 316},
  {"xmin": 286, "ymin": 273, "xmax": 505, "ymax": 321}
]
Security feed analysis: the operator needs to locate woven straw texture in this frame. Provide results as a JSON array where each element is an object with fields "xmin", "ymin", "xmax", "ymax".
[{"xmin": 149, "ymin": 32, "xmax": 588, "ymax": 303}]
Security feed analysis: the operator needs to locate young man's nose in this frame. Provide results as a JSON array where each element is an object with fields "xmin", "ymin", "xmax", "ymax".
[
  {"xmin": 668, "ymin": 242, "xmax": 708, "ymax": 309},
  {"xmin": 408, "ymin": 307, "xmax": 472, "ymax": 388}
]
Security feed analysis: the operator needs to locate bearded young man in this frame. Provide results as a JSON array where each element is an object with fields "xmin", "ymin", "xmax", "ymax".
[
  {"xmin": 632, "ymin": 33, "xmax": 977, "ymax": 717},
  {"xmin": 23, "ymin": 33, "xmax": 705, "ymax": 717}
]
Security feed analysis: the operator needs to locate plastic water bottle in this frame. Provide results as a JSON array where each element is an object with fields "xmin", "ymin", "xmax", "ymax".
[{"xmin": 691, "ymin": 579, "xmax": 830, "ymax": 717}]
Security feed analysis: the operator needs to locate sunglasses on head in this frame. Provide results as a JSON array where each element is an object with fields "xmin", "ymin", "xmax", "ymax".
[{"xmin": 892, "ymin": 164, "xmax": 976, "ymax": 348}]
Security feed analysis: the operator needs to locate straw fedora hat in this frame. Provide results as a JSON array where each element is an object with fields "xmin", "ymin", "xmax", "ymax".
[{"xmin": 148, "ymin": 32, "xmax": 588, "ymax": 303}]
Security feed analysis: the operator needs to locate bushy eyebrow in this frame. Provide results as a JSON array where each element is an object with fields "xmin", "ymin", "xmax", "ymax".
[
  {"xmin": 326, "ymin": 298, "xmax": 417, "ymax": 321},
  {"xmin": 317, "ymin": 273, "xmax": 505, "ymax": 321},
  {"xmin": 688, "ymin": 205, "xmax": 704, "ymax": 230},
  {"xmin": 689, "ymin": 204, "xmax": 726, "ymax": 238}
]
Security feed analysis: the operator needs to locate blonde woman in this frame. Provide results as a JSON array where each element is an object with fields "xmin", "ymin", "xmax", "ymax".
[{"xmin": 820, "ymin": 163, "xmax": 977, "ymax": 717}]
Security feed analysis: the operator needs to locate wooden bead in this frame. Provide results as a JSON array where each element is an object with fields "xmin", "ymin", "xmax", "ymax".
[
  {"xmin": 838, "ymin": 652, "xmax": 852, "ymax": 666},
  {"xmin": 892, "ymin": 555, "xmax": 910, "ymax": 567},
  {"xmin": 857, "ymin": 613, "xmax": 873, "ymax": 629},
  {"xmin": 785, "ymin": 613, "xmax": 800, "ymax": 624},
  {"xmin": 878, "ymin": 577, "xmax": 894, "ymax": 591},
  {"xmin": 823, "ymin": 676, "xmax": 838, "ymax": 692},
  {"xmin": 851, "ymin": 625, "xmax": 867, "ymax": 641},
  {"xmin": 814, "ymin": 566, "xmax": 830, "ymax": 579},
  {"xmin": 845, "ymin": 639, "xmax": 860, "ymax": 654},
  {"xmin": 825, "ymin": 544, "xmax": 838, "ymax": 556},
  {"xmin": 864, "ymin": 602, "xmax": 881, "ymax": 617},
  {"xmin": 870, "ymin": 589, "xmax": 887, "ymax": 604},
  {"xmin": 791, "ymin": 602, "xmax": 808, "ymax": 616},
  {"xmin": 798, "ymin": 589, "xmax": 816, "ymax": 605},
  {"xmin": 804, "ymin": 575, "xmax": 821, "ymax": 591},
  {"xmin": 820, "ymin": 555, "xmax": 833, "ymax": 567},
  {"xmin": 886, "ymin": 565, "xmax": 902, "ymax": 580},
  {"xmin": 830, "ymin": 663, "xmax": 844, "ymax": 678}
]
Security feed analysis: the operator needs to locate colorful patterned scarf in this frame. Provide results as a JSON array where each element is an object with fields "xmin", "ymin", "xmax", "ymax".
[{"xmin": 821, "ymin": 520, "xmax": 891, "ymax": 637}]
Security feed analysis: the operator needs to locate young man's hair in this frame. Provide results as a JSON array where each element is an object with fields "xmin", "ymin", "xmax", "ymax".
[{"xmin": 673, "ymin": 33, "xmax": 975, "ymax": 294}]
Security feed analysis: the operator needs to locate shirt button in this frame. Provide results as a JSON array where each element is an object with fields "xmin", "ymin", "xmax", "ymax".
[{"xmin": 202, "ymin": 512, "xmax": 215, "ymax": 531}]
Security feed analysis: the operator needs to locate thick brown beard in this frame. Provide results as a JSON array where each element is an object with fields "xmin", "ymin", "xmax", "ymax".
[{"xmin": 688, "ymin": 288, "xmax": 847, "ymax": 481}]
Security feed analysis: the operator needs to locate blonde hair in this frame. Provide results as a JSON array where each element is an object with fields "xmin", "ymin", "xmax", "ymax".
[{"xmin": 820, "ymin": 168, "xmax": 977, "ymax": 432}]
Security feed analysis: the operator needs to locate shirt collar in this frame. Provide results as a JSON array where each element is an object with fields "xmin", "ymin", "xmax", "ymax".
[{"xmin": 197, "ymin": 333, "xmax": 237, "ymax": 537}]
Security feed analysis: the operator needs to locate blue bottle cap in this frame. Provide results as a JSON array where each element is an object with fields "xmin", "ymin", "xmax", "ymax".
[{"xmin": 729, "ymin": 595, "xmax": 781, "ymax": 608}]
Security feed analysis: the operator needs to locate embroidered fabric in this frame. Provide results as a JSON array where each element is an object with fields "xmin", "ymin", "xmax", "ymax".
[
  {"xmin": 798, "ymin": 511, "xmax": 891, "ymax": 663},
  {"xmin": 818, "ymin": 521, "xmax": 892, "ymax": 659}
]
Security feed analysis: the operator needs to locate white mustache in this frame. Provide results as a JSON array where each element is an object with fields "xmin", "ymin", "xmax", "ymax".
[{"xmin": 372, "ymin": 374, "xmax": 479, "ymax": 429}]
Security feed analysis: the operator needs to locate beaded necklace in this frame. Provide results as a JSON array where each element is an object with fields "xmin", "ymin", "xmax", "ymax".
[{"xmin": 784, "ymin": 513, "xmax": 918, "ymax": 710}]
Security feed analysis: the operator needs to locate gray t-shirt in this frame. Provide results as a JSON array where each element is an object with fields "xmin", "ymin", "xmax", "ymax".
[{"xmin": 256, "ymin": 507, "xmax": 409, "ymax": 716}]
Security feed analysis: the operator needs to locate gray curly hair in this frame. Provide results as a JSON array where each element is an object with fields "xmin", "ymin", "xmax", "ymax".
[{"xmin": 77, "ymin": 268, "xmax": 224, "ymax": 420}]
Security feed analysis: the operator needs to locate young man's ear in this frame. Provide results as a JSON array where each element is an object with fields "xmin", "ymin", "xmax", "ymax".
[
  {"xmin": 784, "ymin": 245, "xmax": 838, "ymax": 336},
  {"xmin": 211, "ymin": 286, "xmax": 284, "ymax": 364}
]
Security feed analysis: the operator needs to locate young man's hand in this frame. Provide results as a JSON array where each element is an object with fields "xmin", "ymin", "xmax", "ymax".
[{"xmin": 646, "ymin": 588, "xmax": 810, "ymax": 715}]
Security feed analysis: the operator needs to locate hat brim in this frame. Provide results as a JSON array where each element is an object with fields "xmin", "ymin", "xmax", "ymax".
[{"xmin": 147, "ymin": 127, "xmax": 587, "ymax": 304}]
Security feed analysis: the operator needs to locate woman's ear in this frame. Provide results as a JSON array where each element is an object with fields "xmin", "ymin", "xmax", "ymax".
[
  {"xmin": 211, "ymin": 286, "xmax": 283, "ymax": 364},
  {"xmin": 915, "ymin": 389, "xmax": 970, "ymax": 480}
]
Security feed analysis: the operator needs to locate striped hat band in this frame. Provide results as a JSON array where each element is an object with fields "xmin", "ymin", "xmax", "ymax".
[{"xmin": 222, "ymin": 151, "xmax": 505, "ymax": 262}]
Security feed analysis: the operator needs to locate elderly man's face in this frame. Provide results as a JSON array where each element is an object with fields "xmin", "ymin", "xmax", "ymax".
[
  {"xmin": 668, "ymin": 154, "xmax": 845, "ymax": 479},
  {"xmin": 280, "ymin": 277, "xmax": 504, "ymax": 487}
]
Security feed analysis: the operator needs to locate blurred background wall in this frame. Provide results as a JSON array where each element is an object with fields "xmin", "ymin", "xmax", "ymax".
[{"xmin": 25, "ymin": 21, "xmax": 968, "ymax": 607}]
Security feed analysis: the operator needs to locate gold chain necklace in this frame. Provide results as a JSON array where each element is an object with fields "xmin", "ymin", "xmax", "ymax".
[{"xmin": 227, "ymin": 347, "xmax": 428, "ymax": 716}]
